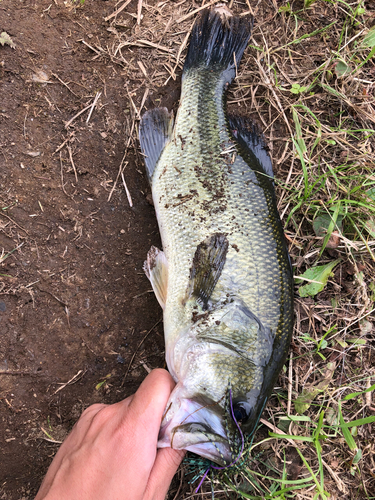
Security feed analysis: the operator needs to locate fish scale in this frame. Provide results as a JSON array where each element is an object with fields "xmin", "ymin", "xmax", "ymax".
[{"xmin": 139, "ymin": 6, "xmax": 294, "ymax": 466}]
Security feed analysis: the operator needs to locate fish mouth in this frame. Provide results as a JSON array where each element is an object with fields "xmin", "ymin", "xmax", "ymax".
[
  {"xmin": 170, "ymin": 422, "xmax": 233, "ymax": 466},
  {"xmin": 158, "ymin": 395, "xmax": 234, "ymax": 466}
]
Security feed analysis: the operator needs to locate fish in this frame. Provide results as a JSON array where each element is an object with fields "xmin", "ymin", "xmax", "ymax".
[{"xmin": 139, "ymin": 5, "xmax": 294, "ymax": 466}]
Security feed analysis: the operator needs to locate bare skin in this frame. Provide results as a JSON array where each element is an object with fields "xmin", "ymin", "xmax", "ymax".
[{"xmin": 35, "ymin": 369, "xmax": 185, "ymax": 500}]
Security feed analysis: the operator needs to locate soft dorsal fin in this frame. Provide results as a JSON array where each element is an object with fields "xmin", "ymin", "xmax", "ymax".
[
  {"xmin": 228, "ymin": 115, "xmax": 274, "ymax": 181},
  {"xmin": 139, "ymin": 108, "xmax": 174, "ymax": 183},
  {"xmin": 143, "ymin": 246, "xmax": 168, "ymax": 310},
  {"xmin": 188, "ymin": 233, "xmax": 229, "ymax": 310}
]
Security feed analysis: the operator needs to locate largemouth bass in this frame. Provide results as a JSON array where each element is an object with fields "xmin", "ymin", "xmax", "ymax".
[{"xmin": 139, "ymin": 6, "xmax": 294, "ymax": 466}]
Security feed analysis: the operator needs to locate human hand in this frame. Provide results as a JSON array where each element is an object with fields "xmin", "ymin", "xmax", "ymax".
[{"xmin": 35, "ymin": 369, "xmax": 185, "ymax": 500}]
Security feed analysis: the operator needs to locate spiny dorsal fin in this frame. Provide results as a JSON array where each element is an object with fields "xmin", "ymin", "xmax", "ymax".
[
  {"xmin": 228, "ymin": 115, "xmax": 274, "ymax": 181},
  {"xmin": 139, "ymin": 108, "xmax": 174, "ymax": 183},
  {"xmin": 143, "ymin": 246, "xmax": 168, "ymax": 310},
  {"xmin": 188, "ymin": 233, "xmax": 229, "ymax": 310}
]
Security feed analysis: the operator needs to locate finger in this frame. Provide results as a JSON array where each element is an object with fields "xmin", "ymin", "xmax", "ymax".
[
  {"xmin": 144, "ymin": 448, "xmax": 186, "ymax": 500},
  {"xmin": 126, "ymin": 369, "xmax": 175, "ymax": 438}
]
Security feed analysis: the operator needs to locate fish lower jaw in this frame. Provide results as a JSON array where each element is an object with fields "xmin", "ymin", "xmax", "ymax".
[
  {"xmin": 158, "ymin": 407, "xmax": 234, "ymax": 466},
  {"xmin": 158, "ymin": 425, "xmax": 233, "ymax": 466}
]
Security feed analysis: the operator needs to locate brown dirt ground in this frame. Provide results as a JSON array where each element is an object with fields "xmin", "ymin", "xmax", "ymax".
[{"xmin": 0, "ymin": 1, "xmax": 184, "ymax": 497}]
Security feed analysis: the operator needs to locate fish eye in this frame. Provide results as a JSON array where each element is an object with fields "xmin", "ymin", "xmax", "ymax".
[{"xmin": 232, "ymin": 403, "xmax": 250, "ymax": 423}]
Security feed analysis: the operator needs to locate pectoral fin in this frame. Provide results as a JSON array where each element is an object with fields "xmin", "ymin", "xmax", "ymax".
[
  {"xmin": 188, "ymin": 233, "xmax": 229, "ymax": 309},
  {"xmin": 143, "ymin": 246, "xmax": 168, "ymax": 309},
  {"xmin": 139, "ymin": 108, "xmax": 174, "ymax": 183}
]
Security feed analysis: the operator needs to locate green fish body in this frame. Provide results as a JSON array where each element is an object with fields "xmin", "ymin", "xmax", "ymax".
[{"xmin": 139, "ymin": 6, "xmax": 294, "ymax": 466}]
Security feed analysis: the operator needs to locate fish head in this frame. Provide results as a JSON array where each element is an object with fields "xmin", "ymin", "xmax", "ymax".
[
  {"xmin": 158, "ymin": 382, "xmax": 248, "ymax": 466},
  {"xmin": 159, "ymin": 299, "xmax": 278, "ymax": 465}
]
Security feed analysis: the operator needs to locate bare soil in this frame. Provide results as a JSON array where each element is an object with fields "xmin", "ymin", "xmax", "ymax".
[{"xmin": 0, "ymin": 1, "xmax": 182, "ymax": 497}]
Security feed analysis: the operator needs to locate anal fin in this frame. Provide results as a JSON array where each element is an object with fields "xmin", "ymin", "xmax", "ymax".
[
  {"xmin": 143, "ymin": 246, "xmax": 168, "ymax": 310},
  {"xmin": 139, "ymin": 108, "xmax": 174, "ymax": 183}
]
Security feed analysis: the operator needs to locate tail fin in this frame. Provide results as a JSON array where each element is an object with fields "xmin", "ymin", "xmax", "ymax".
[{"xmin": 183, "ymin": 6, "xmax": 253, "ymax": 78}]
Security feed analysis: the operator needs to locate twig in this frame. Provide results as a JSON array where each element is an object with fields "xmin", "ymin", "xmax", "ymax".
[
  {"xmin": 53, "ymin": 369, "xmax": 85, "ymax": 395},
  {"xmin": 164, "ymin": 29, "xmax": 191, "ymax": 85},
  {"xmin": 60, "ymin": 151, "xmax": 69, "ymax": 197},
  {"xmin": 40, "ymin": 434, "xmax": 63, "ymax": 444},
  {"xmin": 176, "ymin": 0, "xmax": 221, "ymax": 23},
  {"xmin": 0, "ymin": 212, "xmax": 29, "ymax": 235},
  {"xmin": 81, "ymin": 39, "xmax": 104, "ymax": 56},
  {"xmin": 137, "ymin": 87, "xmax": 149, "ymax": 119},
  {"xmin": 37, "ymin": 287, "xmax": 68, "ymax": 307},
  {"xmin": 121, "ymin": 169, "xmax": 133, "ymax": 207},
  {"xmin": 86, "ymin": 91, "xmax": 101, "ymax": 124},
  {"xmin": 121, "ymin": 319, "xmax": 162, "ymax": 387},
  {"xmin": 67, "ymin": 145, "xmax": 78, "ymax": 183},
  {"xmin": 65, "ymin": 103, "xmax": 93, "ymax": 129},
  {"xmin": 104, "ymin": 0, "xmax": 132, "ymax": 22},
  {"xmin": 108, "ymin": 119, "xmax": 135, "ymax": 202},
  {"xmin": 52, "ymin": 73, "xmax": 80, "ymax": 98},
  {"xmin": 53, "ymin": 136, "xmax": 71, "ymax": 155},
  {"xmin": 137, "ymin": 0, "xmax": 142, "ymax": 25},
  {"xmin": 108, "ymin": 153, "xmax": 127, "ymax": 202}
]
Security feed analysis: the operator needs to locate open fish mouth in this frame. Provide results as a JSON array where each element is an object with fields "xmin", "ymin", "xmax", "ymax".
[
  {"xmin": 160, "ymin": 420, "xmax": 234, "ymax": 466},
  {"xmin": 157, "ymin": 393, "xmax": 239, "ymax": 466}
]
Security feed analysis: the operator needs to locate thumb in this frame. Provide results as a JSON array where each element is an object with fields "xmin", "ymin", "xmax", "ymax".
[{"xmin": 144, "ymin": 447, "xmax": 185, "ymax": 500}]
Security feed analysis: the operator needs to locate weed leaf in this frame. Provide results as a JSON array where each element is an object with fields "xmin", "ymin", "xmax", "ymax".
[
  {"xmin": 335, "ymin": 60, "xmax": 352, "ymax": 77},
  {"xmin": 296, "ymin": 260, "xmax": 340, "ymax": 297},
  {"xmin": 362, "ymin": 26, "xmax": 375, "ymax": 48}
]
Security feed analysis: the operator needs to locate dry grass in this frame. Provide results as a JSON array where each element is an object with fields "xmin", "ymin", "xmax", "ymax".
[{"xmin": 98, "ymin": 0, "xmax": 375, "ymax": 498}]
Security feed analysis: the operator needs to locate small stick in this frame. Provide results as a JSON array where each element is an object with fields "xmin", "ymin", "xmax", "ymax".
[
  {"xmin": 60, "ymin": 152, "xmax": 69, "ymax": 197},
  {"xmin": 65, "ymin": 103, "xmax": 92, "ymax": 129},
  {"xmin": 164, "ymin": 29, "xmax": 191, "ymax": 85},
  {"xmin": 108, "ymin": 119, "xmax": 135, "ymax": 202},
  {"xmin": 137, "ymin": 0, "xmax": 142, "ymax": 25},
  {"xmin": 40, "ymin": 434, "xmax": 63, "ymax": 444},
  {"xmin": 81, "ymin": 39, "xmax": 103, "ymax": 56},
  {"xmin": 104, "ymin": 0, "xmax": 132, "ymax": 22},
  {"xmin": 65, "ymin": 306, "xmax": 71, "ymax": 330},
  {"xmin": 136, "ymin": 39, "xmax": 174, "ymax": 54},
  {"xmin": 54, "ymin": 136, "xmax": 70, "ymax": 155},
  {"xmin": 37, "ymin": 287, "xmax": 68, "ymax": 307},
  {"xmin": 244, "ymin": 0, "xmax": 255, "ymax": 15},
  {"xmin": 54, "ymin": 369, "xmax": 85, "ymax": 395},
  {"xmin": 108, "ymin": 152, "xmax": 127, "ymax": 202},
  {"xmin": 121, "ymin": 170, "xmax": 133, "ymax": 207},
  {"xmin": 141, "ymin": 361, "xmax": 151, "ymax": 374},
  {"xmin": 52, "ymin": 73, "xmax": 80, "ymax": 98},
  {"xmin": 67, "ymin": 145, "xmax": 78, "ymax": 183},
  {"xmin": 176, "ymin": 0, "xmax": 220, "ymax": 23},
  {"xmin": 137, "ymin": 60, "xmax": 148, "ymax": 79},
  {"xmin": 23, "ymin": 107, "xmax": 28, "ymax": 139},
  {"xmin": 0, "ymin": 212, "xmax": 29, "ymax": 235},
  {"xmin": 137, "ymin": 87, "xmax": 149, "ymax": 119},
  {"xmin": 86, "ymin": 91, "xmax": 101, "ymax": 124}
]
